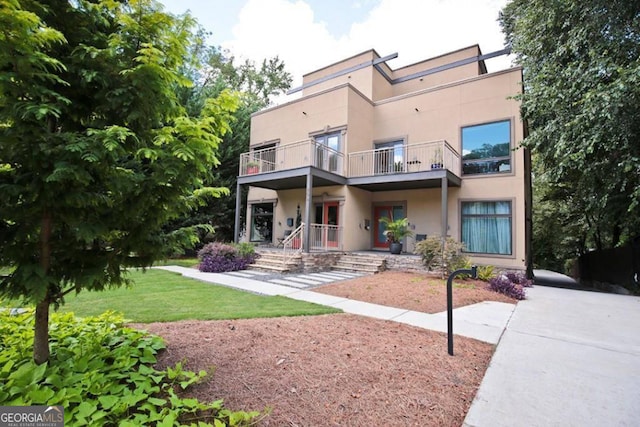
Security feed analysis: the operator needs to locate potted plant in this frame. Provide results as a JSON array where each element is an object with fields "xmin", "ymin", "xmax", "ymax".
[
  {"xmin": 246, "ymin": 161, "xmax": 260, "ymax": 174},
  {"xmin": 431, "ymin": 147, "xmax": 443, "ymax": 169},
  {"xmin": 379, "ymin": 217, "xmax": 413, "ymax": 254}
]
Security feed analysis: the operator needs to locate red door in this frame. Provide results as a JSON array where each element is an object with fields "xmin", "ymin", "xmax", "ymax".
[
  {"xmin": 373, "ymin": 206, "xmax": 393, "ymax": 248},
  {"xmin": 323, "ymin": 202, "xmax": 339, "ymax": 247}
]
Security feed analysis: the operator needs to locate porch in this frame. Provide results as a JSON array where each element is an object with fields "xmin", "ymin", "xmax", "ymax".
[{"xmin": 235, "ymin": 140, "xmax": 461, "ymax": 252}]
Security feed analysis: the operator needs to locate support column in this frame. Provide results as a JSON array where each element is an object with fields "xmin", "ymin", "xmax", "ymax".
[
  {"xmin": 234, "ymin": 182, "xmax": 242, "ymax": 243},
  {"xmin": 441, "ymin": 176, "xmax": 448, "ymax": 240},
  {"xmin": 303, "ymin": 171, "xmax": 313, "ymax": 253}
]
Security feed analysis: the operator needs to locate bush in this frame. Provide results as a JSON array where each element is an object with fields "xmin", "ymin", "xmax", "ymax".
[
  {"xmin": 487, "ymin": 273, "xmax": 530, "ymax": 300},
  {"xmin": 414, "ymin": 236, "xmax": 469, "ymax": 275},
  {"xmin": 505, "ymin": 271, "xmax": 534, "ymax": 287},
  {"xmin": 0, "ymin": 309, "xmax": 262, "ymax": 426},
  {"xmin": 198, "ymin": 242, "xmax": 258, "ymax": 273},
  {"xmin": 476, "ymin": 265, "xmax": 497, "ymax": 281}
]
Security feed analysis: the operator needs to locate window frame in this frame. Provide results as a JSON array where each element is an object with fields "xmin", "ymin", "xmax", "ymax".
[
  {"xmin": 249, "ymin": 202, "xmax": 274, "ymax": 243},
  {"xmin": 460, "ymin": 199, "xmax": 514, "ymax": 256},
  {"xmin": 461, "ymin": 119, "xmax": 512, "ymax": 176}
]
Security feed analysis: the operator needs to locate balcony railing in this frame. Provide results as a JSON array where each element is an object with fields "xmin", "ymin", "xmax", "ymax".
[
  {"xmin": 240, "ymin": 139, "xmax": 345, "ymax": 176},
  {"xmin": 348, "ymin": 140, "xmax": 460, "ymax": 178},
  {"xmin": 239, "ymin": 139, "xmax": 460, "ymax": 179},
  {"xmin": 309, "ymin": 223, "xmax": 343, "ymax": 251}
]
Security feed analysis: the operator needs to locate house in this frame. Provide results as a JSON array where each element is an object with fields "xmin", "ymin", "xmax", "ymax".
[{"xmin": 234, "ymin": 45, "xmax": 532, "ymax": 272}]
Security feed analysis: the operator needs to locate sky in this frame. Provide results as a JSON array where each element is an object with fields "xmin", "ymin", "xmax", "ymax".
[{"xmin": 159, "ymin": 0, "xmax": 512, "ymax": 99}]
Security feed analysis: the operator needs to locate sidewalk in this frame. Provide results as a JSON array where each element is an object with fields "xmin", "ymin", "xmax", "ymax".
[
  {"xmin": 464, "ymin": 285, "xmax": 640, "ymax": 426},
  {"xmin": 156, "ymin": 266, "xmax": 516, "ymax": 344}
]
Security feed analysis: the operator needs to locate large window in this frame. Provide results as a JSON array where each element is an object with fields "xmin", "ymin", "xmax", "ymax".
[
  {"xmin": 461, "ymin": 201, "xmax": 512, "ymax": 255},
  {"xmin": 250, "ymin": 203, "xmax": 273, "ymax": 242},
  {"xmin": 462, "ymin": 120, "xmax": 511, "ymax": 175}
]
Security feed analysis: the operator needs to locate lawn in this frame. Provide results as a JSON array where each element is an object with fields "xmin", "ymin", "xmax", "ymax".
[{"xmin": 4, "ymin": 269, "xmax": 339, "ymax": 323}]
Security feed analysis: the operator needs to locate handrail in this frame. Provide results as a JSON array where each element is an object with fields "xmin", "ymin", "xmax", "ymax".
[{"xmin": 283, "ymin": 222, "xmax": 304, "ymax": 265}]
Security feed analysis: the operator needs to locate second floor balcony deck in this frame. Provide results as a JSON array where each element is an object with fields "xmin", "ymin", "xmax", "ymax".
[{"xmin": 238, "ymin": 139, "xmax": 461, "ymax": 191}]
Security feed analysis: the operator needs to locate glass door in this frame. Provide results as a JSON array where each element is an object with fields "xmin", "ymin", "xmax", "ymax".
[
  {"xmin": 373, "ymin": 205, "xmax": 404, "ymax": 248},
  {"xmin": 315, "ymin": 132, "xmax": 340, "ymax": 172}
]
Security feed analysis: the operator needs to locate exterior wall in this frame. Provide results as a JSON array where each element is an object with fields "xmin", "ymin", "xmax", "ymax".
[
  {"xmin": 391, "ymin": 46, "xmax": 483, "ymax": 97},
  {"xmin": 251, "ymin": 85, "xmax": 350, "ymax": 149},
  {"xmin": 302, "ymin": 51, "xmax": 377, "ymax": 99}
]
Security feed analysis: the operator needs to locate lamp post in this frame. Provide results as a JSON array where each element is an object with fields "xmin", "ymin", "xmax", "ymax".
[{"xmin": 447, "ymin": 265, "xmax": 477, "ymax": 356}]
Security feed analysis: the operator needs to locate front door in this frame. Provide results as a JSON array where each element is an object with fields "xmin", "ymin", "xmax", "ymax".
[
  {"xmin": 323, "ymin": 202, "xmax": 339, "ymax": 247},
  {"xmin": 373, "ymin": 205, "xmax": 405, "ymax": 248}
]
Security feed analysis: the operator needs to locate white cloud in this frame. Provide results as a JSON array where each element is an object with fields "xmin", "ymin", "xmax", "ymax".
[{"xmin": 223, "ymin": 0, "xmax": 512, "ymax": 102}]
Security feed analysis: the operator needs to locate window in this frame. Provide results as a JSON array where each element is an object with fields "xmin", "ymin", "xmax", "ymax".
[
  {"xmin": 375, "ymin": 140, "xmax": 404, "ymax": 174},
  {"xmin": 314, "ymin": 132, "xmax": 341, "ymax": 172},
  {"xmin": 462, "ymin": 120, "xmax": 511, "ymax": 175},
  {"xmin": 250, "ymin": 203, "xmax": 273, "ymax": 242},
  {"xmin": 461, "ymin": 201, "xmax": 512, "ymax": 255}
]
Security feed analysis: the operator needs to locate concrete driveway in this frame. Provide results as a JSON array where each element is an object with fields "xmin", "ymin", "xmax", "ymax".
[{"xmin": 464, "ymin": 285, "xmax": 640, "ymax": 426}]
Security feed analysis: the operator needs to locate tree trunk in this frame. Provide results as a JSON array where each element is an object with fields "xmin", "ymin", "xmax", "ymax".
[
  {"xmin": 34, "ymin": 211, "xmax": 53, "ymax": 365},
  {"xmin": 34, "ymin": 297, "xmax": 51, "ymax": 365}
]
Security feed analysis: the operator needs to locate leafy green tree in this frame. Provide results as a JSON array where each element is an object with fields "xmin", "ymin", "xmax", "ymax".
[
  {"xmin": 170, "ymin": 38, "xmax": 292, "ymax": 244},
  {"xmin": 0, "ymin": 0, "xmax": 238, "ymax": 363},
  {"xmin": 500, "ymin": 0, "xmax": 640, "ymax": 269}
]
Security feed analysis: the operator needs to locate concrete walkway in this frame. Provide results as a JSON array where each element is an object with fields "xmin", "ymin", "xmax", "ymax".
[
  {"xmin": 464, "ymin": 285, "xmax": 640, "ymax": 426},
  {"xmin": 156, "ymin": 266, "xmax": 515, "ymax": 344}
]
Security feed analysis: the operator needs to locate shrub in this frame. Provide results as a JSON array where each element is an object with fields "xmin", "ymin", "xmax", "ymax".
[
  {"xmin": 198, "ymin": 242, "xmax": 258, "ymax": 273},
  {"xmin": 414, "ymin": 236, "xmax": 469, "ymax": 276},
  {"xmin": 505, "ymin": 271, "xmax": 534, "ymax": 287},
  {"xmin": 488, "ymin": 274, "xmax": 528, "ymax": 300},
  {"xmin": 476, "ymin": 265, "xmax": 497, "ymax": 281},
  {"xmin": 0, "ymin": 309, "xmax": 262, "ymax": 426}
]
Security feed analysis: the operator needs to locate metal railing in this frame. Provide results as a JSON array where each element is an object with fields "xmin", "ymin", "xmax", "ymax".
[
  {"xmin": 282, "ymin": 222, "xmax": 304, "ymax": 264},
  {"xmin": 309, "ymin": 223, "xmax": 343, "ymax": 251},
  {"xmin": 348, "ymin": 140, "xmax": 460, "ymax": 177},
  {"xmin": 239, "ymin": 139, "xmax": 345, "ymax": 176}
]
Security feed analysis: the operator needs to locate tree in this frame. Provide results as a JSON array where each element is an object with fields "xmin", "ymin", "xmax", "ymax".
[
  {"xmin": 170, "ymin": 36, "xmax": 292, "ymax": 243},
  {"xmin": 0, "ymin": 0, "xmax": 238, "ymax": 364},
  {"xmin": 500, "ymin": 0, "xmax": 640, "ymax": 269}
]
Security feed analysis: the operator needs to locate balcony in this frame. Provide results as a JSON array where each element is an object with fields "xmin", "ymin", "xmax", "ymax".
[
  {"xmin": 239, "ymin": 139, "xmax": 344, "ymax": 177},
  {"xmin": 348, "ymin": 140, "xmax": 459, "ymax": 177},
  {"xmin": 238, "ymin": 139, "xmax": 461, "ymax": 191}
]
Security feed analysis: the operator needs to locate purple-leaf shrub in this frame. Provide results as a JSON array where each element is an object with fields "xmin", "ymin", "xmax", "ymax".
[
  {"xmin": 197, "ymin": 242, "xmax": 257, "ymax": 273},
  {"xmin": 488, "ymin": 275, "xmax": 527, "ymax": 300},
  {"xmin": 505, "ymin": 271, "xmax": 534, "ymax": 287}
]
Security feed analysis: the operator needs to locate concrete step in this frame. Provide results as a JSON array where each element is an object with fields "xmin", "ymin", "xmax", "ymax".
[{"xmin": 248, "ymin": 263, "xmax": 291, "ymax": 273}]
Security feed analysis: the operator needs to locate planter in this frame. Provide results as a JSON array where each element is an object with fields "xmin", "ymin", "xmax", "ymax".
[
  {"xmin": 389, "ymin": 242, "xmax": 402, "ymax": 254},
  {"xmin": 246, "ymin": 165, "xmax": 259, "ymax": 174}
]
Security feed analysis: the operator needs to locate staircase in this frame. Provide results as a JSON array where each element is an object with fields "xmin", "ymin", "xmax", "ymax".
[
  {"xmin": 249, "ymin": 249, "xmax": 302, "ymax": 273},
  {"xmin": 333, "ymin": 253, "xmax": 386, "ymax": 274}
]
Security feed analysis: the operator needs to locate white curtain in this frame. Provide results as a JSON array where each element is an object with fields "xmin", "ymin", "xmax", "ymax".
[{"xmin": 462, "ymin": 201, "xmax": 511, "ymax": 254}]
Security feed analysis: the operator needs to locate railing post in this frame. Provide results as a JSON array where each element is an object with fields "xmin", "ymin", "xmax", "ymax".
[{"xmin": 447, "ymin": 265, "xmax": 477, "ymax": 356}]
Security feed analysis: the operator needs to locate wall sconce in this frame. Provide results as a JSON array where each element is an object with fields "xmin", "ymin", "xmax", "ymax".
[
  {"xmin": 302, "ymin": 111, "xmax": 307, "ymax": 115},
  {"xmin": 364, "ymin": 219, "xmax": 371, "ymax": 230},
  {"xmin": 414, "ymin": 107, "xmax": 419, "ymax": 112}
]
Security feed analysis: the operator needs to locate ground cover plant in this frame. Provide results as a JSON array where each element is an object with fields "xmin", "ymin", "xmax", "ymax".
[
  {"xmin": 198, "ymin": 243, "xmax": 258, "ymax": 273},
  {"xmin": 488, "ymin": 271, "xmax": 534, "ymax": 300},
  {"xmin": 0, "ymin": 309, "xmax": 262, "ymax": 426},
  {"xmin": 51, "ymin": 269, "xmax": 339, "ymax": 322}
]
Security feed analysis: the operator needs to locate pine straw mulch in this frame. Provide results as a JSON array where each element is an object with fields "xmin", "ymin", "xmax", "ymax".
[{"xmin": 139, "ymin": 271, "xmax": 517, "ymax": 426}]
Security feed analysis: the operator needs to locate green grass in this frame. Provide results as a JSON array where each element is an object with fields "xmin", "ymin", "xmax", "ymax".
[
  {"xmin": 153, "ymin": 257, "xmax": 200, "ymax": 268},
  {"xmin": 41, "ymin": 269, "xmax": 339, "ymax": 323}
]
